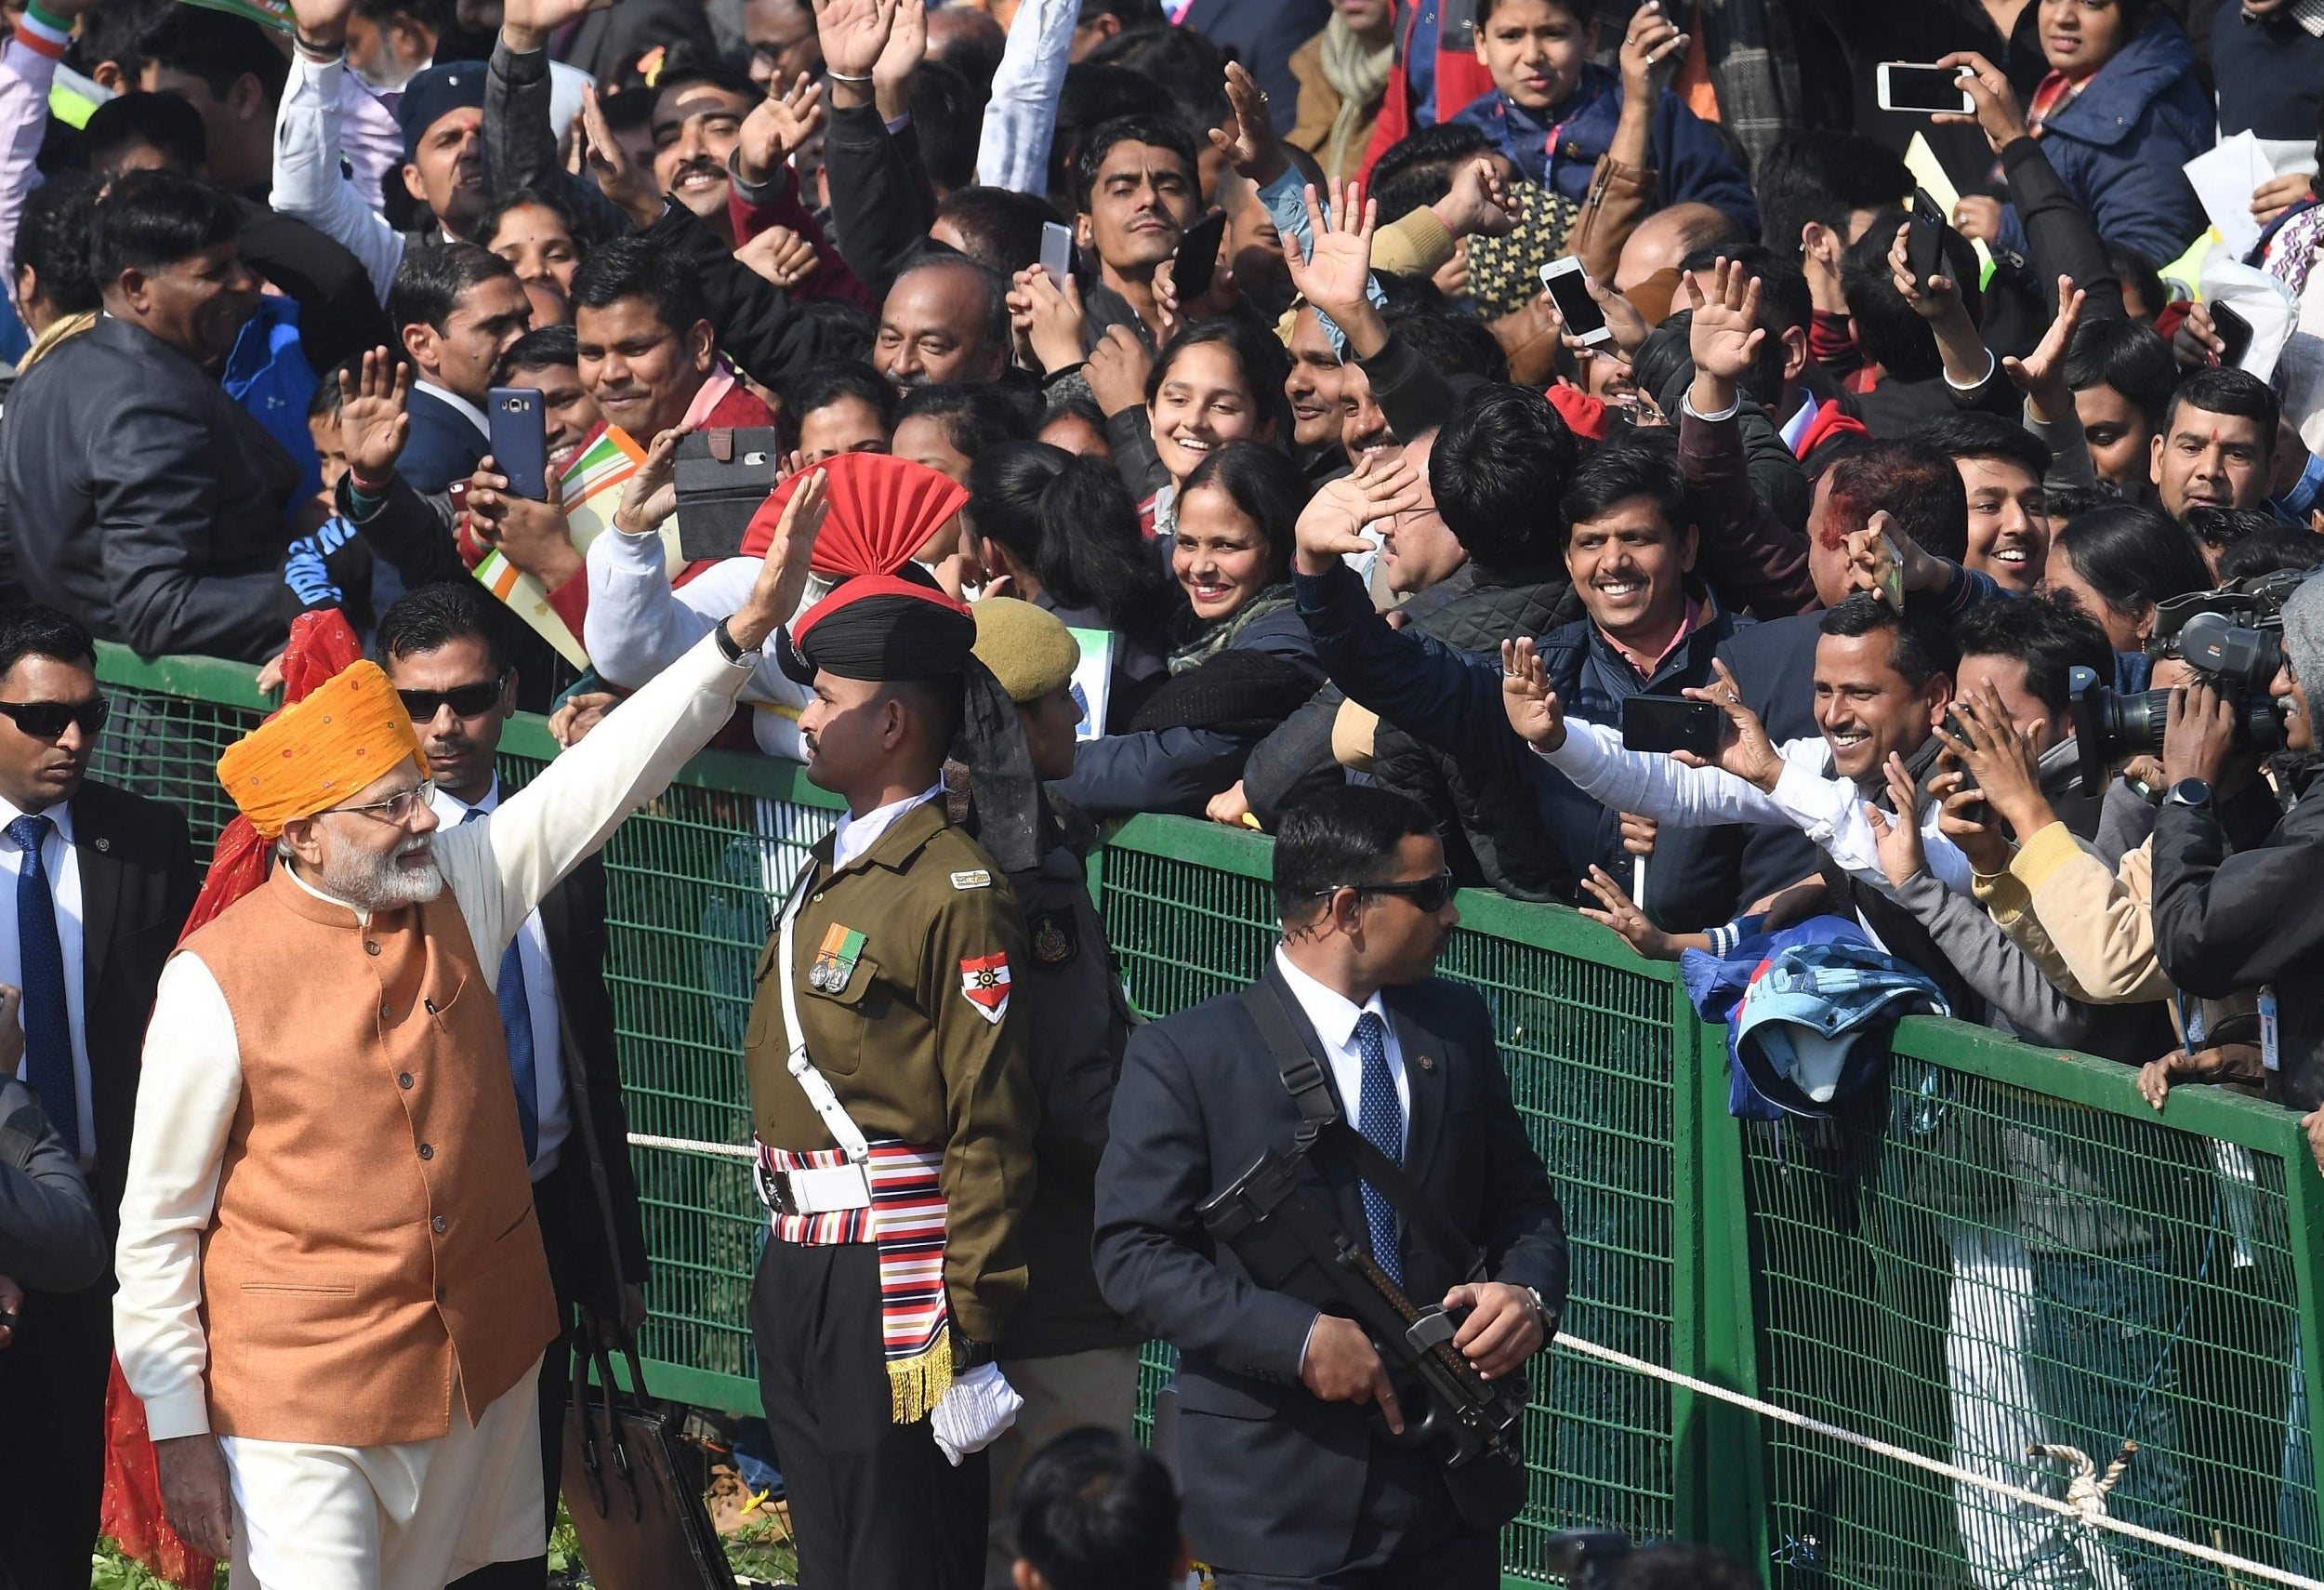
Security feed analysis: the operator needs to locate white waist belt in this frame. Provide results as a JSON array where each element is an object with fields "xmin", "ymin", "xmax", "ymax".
[{"xmin": 773, "ymin": 1161, "xmax": 876, "ymax": 1215}]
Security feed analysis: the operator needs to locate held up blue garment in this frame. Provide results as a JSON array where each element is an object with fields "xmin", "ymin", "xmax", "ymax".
[{"xmin": 1683, "ymin": 917, "xmax": 1949, "ymax": 1120}]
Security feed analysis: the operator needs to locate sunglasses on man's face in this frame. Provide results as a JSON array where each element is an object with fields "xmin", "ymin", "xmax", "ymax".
[
  {"xmin": 397, "ymin": 676, "xmax": 508, "ymax": 722},
  {"xmin": 1315, "ymin": 870, "xmax": 1458, "ymax": 914},
  {"xmin": 0, "ymin": 696, "xmax": 110, "ymax": 739}
]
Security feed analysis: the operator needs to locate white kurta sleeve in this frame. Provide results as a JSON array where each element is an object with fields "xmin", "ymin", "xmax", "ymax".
[
  {"xmin": 438, "ymin": 632, "xmax": 755, "ymax": 962},
  {"xmin": 112, "ymin": 953, "xmax": 243, "ymax": 1442},
  {"xmin": 1536, "ymin": 718, "xmax": 1797, "ymax": 828},
  {"xmin": 271, "ymin": 49, "xmax": 404, "ymax": 301},
  {"xmin": 583, "ymin": 532, "xmax": 806, "ymax": 712}
]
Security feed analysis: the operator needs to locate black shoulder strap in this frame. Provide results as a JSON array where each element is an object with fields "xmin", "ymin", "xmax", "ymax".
[{"xmin": 1239, "ymin": 979, "xmax": 1485, "ymax": 1282}]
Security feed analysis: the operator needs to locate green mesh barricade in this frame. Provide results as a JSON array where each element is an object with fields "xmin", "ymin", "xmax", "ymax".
[{"xmin": 1742, "ymin": 1017, "xmax": 2324, "ymax": 1590}]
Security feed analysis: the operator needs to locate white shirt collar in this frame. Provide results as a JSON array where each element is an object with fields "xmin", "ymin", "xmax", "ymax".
[
  {"xmin": 831, "ymin": 782, "xmax": 944, "ymax": 871},
  {"xmin": 414, "ymin": 379, "xmax": 491, "ymax": 438},
  {"xmin": 1272, "ymin": 945, "xmax": 1388, "ymax": 1054},
  {"xmin": 0, "ymin": 791, "xmax": 73, "ymax": 844},
  {"xmin": 1779, "ymin": 391, "xmax": 1819, "ymax": 451},
  {"xmin": 429, "ymin": 776, "xmax": 502, "ymax": 825}
]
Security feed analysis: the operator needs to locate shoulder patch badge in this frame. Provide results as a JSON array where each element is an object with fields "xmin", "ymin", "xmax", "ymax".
[
  {"xmin": 1030, "ymin": 911, "xmax": 1076, "ymax": 967},
  {"xmin": 959, "ymin": 952, "xmax": 1011, "ymax": 1023},
  {"xmin": 951, "ymin": 868, "xmax": 992, "ymax": 890}
]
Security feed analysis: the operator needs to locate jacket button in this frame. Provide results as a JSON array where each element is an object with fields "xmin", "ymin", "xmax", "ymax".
[
  {"xmin": 417, "ymin": 1142, "xmax": 434, "ymax": 1160},
  {"xmin": 432, "ymin": 1215, "xmax": 447, "ymax": 1234},
  {"xmin": 397, "ymin": 1072, "xmax": 414, "ymax": 1090},
  {"xmin": 364, "ymin": 940, "xmax": 380, "ymax": 956},
  {"xmin": 436, "ymin": 1285, "xmax": 448, "ymax": 1304},
  {"xmin": 380, "ymin": 1003, "xmax": 391, "ymax": 1021}
]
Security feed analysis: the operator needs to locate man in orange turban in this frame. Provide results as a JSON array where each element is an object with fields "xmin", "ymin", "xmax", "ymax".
[{"xmin": 109, "ymin": 478, "xmax": 830, "ymax": 1590}]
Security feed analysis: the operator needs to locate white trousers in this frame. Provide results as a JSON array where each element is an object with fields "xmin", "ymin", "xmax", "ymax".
[{"xmin": 220, "ymin": 1355, "xmax": 546, "ymax": 1590}]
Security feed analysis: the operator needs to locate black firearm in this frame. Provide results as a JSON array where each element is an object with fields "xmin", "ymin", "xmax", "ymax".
[{"xmin": 1199, "ymin": 1145, "xmax": 1535, "ymax": 1476}]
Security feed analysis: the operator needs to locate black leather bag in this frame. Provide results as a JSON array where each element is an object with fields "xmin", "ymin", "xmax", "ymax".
[
  {"xmin": 673, "ymin": 427, "xmax": 786, "ymax": 563},
  {"xmin": 553, "ymin": 1005, "xmax": 737, "ymax": 1588}
]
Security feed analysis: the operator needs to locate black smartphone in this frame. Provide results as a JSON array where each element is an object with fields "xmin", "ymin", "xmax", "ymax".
[
  {"xmin": 1172, "ymin": 209, "xmax": 1229, "ymax": 305},
  {"xmin": 1622, "ymin": 695, "xmax": 1723, "ymax": 758},
  {"xmin": 2210, "ymin": 302, "xmax": 2254, "ymax": 368},
  {"xmin": 1907, "ymin": 187, "xmax": 1954, "ymax": 294},
  {"xmin": 486, "ymin": 386, "xmax": 550, "ymax": 501}
]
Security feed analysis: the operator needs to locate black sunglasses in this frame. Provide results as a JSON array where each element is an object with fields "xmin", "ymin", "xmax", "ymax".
[
  {"xmin": 0, "ymin": 696, "xmax": 110, "ymax": 739},
  {"xmin": 1316, "ymin": 870, "xmax": 1457, "ymax": 913},
  {"xmin": 398, "ymin": 675, "xmax": 508, "ymax": 722}
]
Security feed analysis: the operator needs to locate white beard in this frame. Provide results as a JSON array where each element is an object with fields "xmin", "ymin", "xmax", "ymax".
[{"xmin": 320, "ymin": 834, "xmax": 445, "ymax": 910}]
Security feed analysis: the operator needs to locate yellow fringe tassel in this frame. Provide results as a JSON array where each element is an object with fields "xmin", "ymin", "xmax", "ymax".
[{"xmin": 887, "ymin": 1333, "xmax": 955, "ymax": 1424}]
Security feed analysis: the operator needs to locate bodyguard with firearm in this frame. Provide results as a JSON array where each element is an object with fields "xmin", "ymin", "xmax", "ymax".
[
  {"xmin": 1093, "ymin": 783, "xmax": 1566, "ymax": 1589},
  {"xmin": 2149, "ymin": 573, "xmax": 2324, "ymax": 1164}
]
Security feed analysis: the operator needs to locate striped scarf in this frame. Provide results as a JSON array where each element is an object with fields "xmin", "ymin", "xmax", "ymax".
[{"xmin": 759, "ymin": 1138, "xmax": 954, "ymax": 1423}]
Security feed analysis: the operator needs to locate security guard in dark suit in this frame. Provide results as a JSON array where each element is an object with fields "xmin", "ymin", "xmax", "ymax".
[{"xmin": 742, "ymin": 533, "xmax": 1038, "ymax": 1590}]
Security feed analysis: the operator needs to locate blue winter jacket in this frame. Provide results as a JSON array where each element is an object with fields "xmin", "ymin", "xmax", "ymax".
[
  {"xmin": 1447, "ymin": 62, "xmax": 1759, "ymax": 239},
  {"xmin": 1994, "ymin": 18, "xmax": 2212, "ymax": 270}
]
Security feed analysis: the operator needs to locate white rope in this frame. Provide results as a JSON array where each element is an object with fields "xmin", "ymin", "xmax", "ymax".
[
  {"xmin": 1553, "ymin": 1332, "xmax": 2324, "ymax": 1589},
  {"xmin": 627, "ymin": 1132, "xmax": 757, "ymax": 1159},
  {"xmin": 623, "ymin": 1130, "xmax": 2322, "ymax": 1588}
]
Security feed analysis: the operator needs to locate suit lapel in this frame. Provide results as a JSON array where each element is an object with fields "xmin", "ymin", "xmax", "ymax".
[
  {"xmin": 73, "ymin": 792, "xmax": 123, "ymax": 995},
  {"xmin": 1390, "ymin": 995, "xmax": 1446, "ymax": 1183}
]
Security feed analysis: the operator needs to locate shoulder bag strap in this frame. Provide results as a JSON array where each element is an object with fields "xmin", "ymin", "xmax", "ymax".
[
  {"xmin": 1238, "ymin": 979, "xmax": 1486, "ymax": 1283},
  {"xmin": 775, "ymin": 854, "xmax": 873, "ymax": 1166}
]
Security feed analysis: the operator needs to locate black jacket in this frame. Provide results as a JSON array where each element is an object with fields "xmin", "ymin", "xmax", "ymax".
[
  {"xmin": 998, "ymin": 840, "xmax": 1141, "ymax": 1359},
  {"xmin": 0, "ymin": 316, "xmax": 305, "ymax": 661},
  {"xmin": 534, "ymin": 853, "xmax": 649, "ymax": 1314},
  {"xmin": 52, "ymin": 779, "xmax": 200, "ymax": 1238},
  {"xmin": 1093, "ymin": 961, "xmax": 1565, "ymax": 1576},
  {"xmin": 0, "ymin": 1077, "xmax": 103, "ymax": 1293},
  {"xmin": 823, "ymin": 101, "xmax": 936, "ymax": 303},
  {"xmin": 1367, "ymin": 565, "xmax": 1583, "ymax": 900},
  {"xmin": 399, "ymin": 387, "xmax": 490, "ymax": 497},
  {"xmin": 2151, "ymin": 765, "xmax": 2324, "ymax": 1111}
]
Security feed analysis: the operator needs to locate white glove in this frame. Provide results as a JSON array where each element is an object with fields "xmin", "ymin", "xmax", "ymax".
[{"xmin": 930, "ymin": 1361, "xmax": 1023, "ymax": 1465}]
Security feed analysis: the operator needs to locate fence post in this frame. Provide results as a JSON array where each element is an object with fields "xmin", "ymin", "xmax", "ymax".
[
  {"xmin": 1667, "ymin": 970, "xmax": 1768, "ymax": 1567},
  {"xmin": 2284, "ymin": 1118, "xmax": 2324, "ymax": 1563}
]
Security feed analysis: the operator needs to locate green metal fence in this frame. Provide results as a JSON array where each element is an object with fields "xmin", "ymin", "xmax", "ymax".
[{"xmin": 88, "ymin": 644, "xmax": 2324, "ymax": 1587}]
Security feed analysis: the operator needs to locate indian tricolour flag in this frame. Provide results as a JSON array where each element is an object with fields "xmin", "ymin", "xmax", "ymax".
[
  {"xmin": 471, "ymin": 549, "xmax": 587, "ymax": 669},
  {"xmin": 560, "ymin": 424, "xmax": 688, "ymax": 578}
]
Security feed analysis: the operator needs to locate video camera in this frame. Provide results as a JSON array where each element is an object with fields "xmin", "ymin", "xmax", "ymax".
[{"xmin": 2070, "ymin": 569, "xmax": 2306, "ymax": 793}]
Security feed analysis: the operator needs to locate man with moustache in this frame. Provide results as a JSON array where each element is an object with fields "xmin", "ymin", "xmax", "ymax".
[{"xmin": 109, "ymin": 475, "xmax": 832, "ymax": 1588}]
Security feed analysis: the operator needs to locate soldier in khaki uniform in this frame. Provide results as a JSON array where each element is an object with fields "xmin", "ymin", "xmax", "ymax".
[{"xmin": 740, "ymin": 458, "xmax": 1038, "ymax": 1590}]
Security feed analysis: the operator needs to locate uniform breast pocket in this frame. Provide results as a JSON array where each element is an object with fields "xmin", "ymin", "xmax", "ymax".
[{"xmin": 799, "ymin": 954, "xmax": 881, "ymax": 1076}]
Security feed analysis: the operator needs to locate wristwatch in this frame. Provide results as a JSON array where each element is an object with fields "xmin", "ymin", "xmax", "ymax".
[
  {"xmin": 1526, "ymin": 1286, "xmax": 1560, "ymax": 1340},
  {"xmin": 2164, "ymin": 778, "xmax": 2212, "ymax": 812},
  {"xmin": 712, "ymin": 616, "xmax": 754, "ymax": 664}
]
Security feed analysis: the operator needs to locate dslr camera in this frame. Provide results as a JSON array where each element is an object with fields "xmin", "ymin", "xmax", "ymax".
[{"xmin": 2070, "ymin": 569, "xmax": 2306, "ymax": 792}]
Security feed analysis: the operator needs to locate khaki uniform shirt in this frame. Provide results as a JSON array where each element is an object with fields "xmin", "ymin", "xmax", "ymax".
[{"xmin": 743, "ymin": 799, "xmax": 1037, "ymax": 1345}]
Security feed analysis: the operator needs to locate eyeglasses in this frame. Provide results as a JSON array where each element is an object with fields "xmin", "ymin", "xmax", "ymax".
[
  {"xmin": 397, "ymin": 676, "xmax": 507, "ymax": 722},
  {"xmin": 1315, "ymin": 871, "xmax": 1457, "ymax": 913},
  {"xmin": 0, "ymin": 696, "xmax": 110, "ymax": 739},
  {"xmin": 329, "ymin": 778, "xmax": 437, "ymax": 826}
]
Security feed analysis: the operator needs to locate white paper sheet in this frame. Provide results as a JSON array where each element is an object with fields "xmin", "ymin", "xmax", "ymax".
[{"xmin": 2185, "ymin": 130, "xmax": 2274, "ymax": 262}]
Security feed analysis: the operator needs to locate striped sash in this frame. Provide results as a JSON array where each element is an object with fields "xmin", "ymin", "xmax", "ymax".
[{"xmin": 758, "ymin": 1137, "xmax": 953, "ymax": 1423}]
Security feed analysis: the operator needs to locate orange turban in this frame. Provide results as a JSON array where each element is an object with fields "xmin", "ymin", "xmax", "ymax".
[{"xmin": 216, "ymin": 660, "xmax": 423, "ymax": 839}]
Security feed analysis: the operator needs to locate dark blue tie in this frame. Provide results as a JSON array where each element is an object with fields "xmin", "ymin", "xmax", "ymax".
[
  {"xmin": 464, "ymin": 807, "xmax": 537, "ymax": 1164},
  {"xmin": 9, "ymin": 815, "xmax": 75, "ymax": 1159},
  {"xmin": 1353, "ymin": 1010, "xmax": 1404, "ymax": 1286}
]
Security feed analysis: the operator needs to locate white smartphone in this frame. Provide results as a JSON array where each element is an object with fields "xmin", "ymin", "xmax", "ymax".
[
  {"xmin": 1876, "ymin": 61, "xmax": 1974, "ymax": 116},
  {"xmin": 1538, "ymin": 258, "xmax": 1611, "ymax": 348},
  {"xmin": 1038, "ymin": 220, "xmax": 1074, "ymax": 283}
]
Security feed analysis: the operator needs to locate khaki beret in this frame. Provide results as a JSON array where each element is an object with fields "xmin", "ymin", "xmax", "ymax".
[{"xmin": 971, "ymin": 597, "xmax": 1081, "ymax": 704}]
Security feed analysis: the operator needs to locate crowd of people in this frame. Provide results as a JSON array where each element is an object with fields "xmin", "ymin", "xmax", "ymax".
[{"xmin": 0, "ymin": 0, "xmax": 2323, "ymax": 1583}]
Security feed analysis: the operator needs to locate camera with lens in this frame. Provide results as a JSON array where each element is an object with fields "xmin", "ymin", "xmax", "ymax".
[{"xmin": 2070, "ymin": 570, "xmax": 2306, "ymax": 793}]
